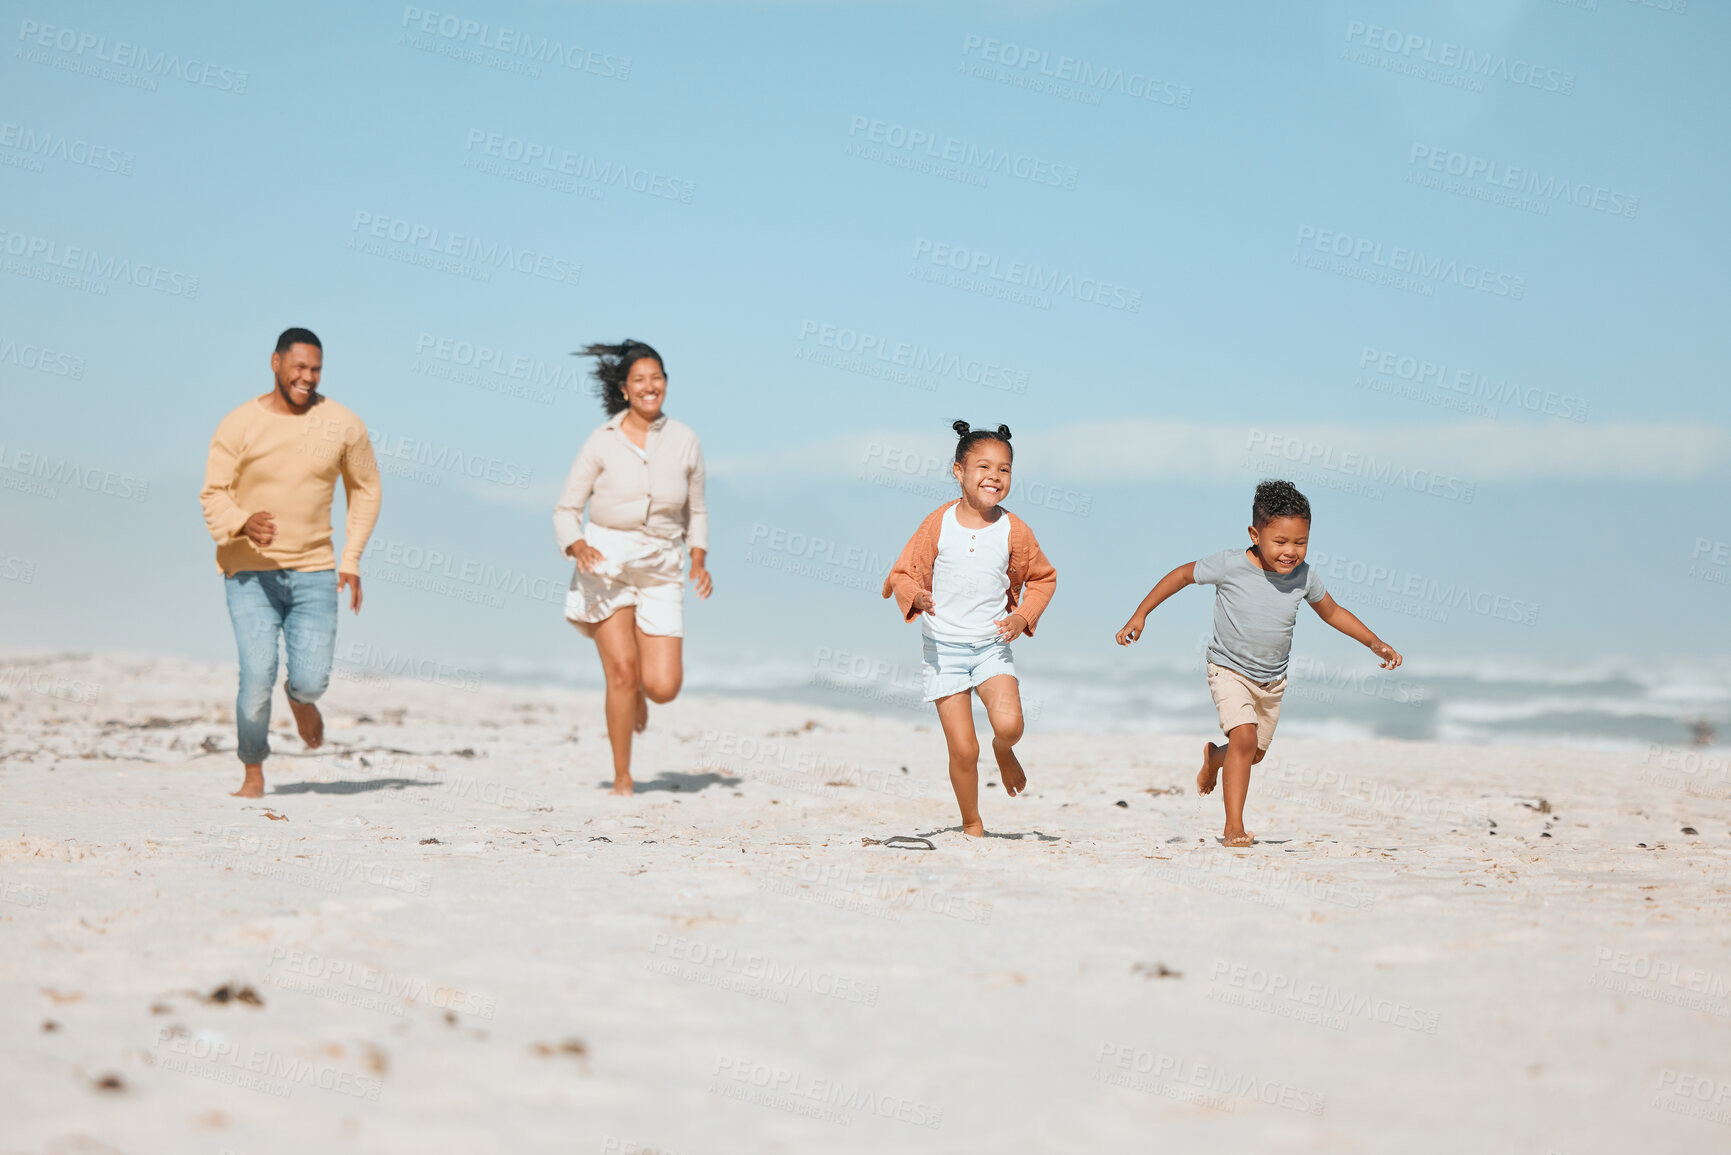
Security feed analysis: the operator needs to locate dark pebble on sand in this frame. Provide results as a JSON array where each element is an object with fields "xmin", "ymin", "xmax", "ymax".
[
  {"xmin": 1115, "ymin": 800, "xmax": 1128, "ymax": 808},
  {"xmin": 1682, "ymin": 827, "xmax": 1698, "ymax": 835},
  {"xmin": 93, "ymin": 1073, "xmax": 126, "ymax": 1092},
  {"xmin": 205, "ymin": 984, "xmax": 263, "ymax": 1007},
  {"xmin": 1541, "ymin": 832, "xmax": 1552, "ymax": 838},
  {"xmin": 420, "ymin": 838, "xmax": 441, "ymax": 845},
  {"xmin": 42, "ymin": 1019, "xmax": 60, "ymax": 1032}
]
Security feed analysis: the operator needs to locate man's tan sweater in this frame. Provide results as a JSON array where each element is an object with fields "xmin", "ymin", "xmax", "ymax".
[{"xmin": 200, "ymin": 396, "xmax": 382, "ymax": 575}]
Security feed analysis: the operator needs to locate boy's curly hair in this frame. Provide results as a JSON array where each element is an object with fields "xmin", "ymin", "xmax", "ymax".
[{"xmin": 1252, "ymin": 479, "xmax": 1311, "ymax": 526}]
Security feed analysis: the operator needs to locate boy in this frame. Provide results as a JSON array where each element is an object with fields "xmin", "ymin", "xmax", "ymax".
[{"xmin": 1113, "ymin": 480, "xmax": 1401, "ymax": 847}]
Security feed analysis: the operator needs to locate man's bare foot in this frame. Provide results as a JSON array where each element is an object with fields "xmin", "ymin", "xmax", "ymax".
[
  {"xmin": 289, "ymin": 700, "xmax": 323, "ymax": 750},
  {"xmin": 1223, "ymin": 829, "xmax": 1255, "ymax": 847},
  {"xmin": 961, "ymin": 819, "xmax": 985, "ymax": 838},
  {"xmin": 1197, "ymin": 742, "xmax": 1221, "ymax": 796},
  {"xmin": 610, "ymin": 778, "xmax": 634, "ymax": 797},
  {"xmin": 992, "ymin": 740, "xmax": 1027, "ymax": 797},
  {"xmin": 231, "ymin": 765, "xmax": 265, "ymax": 798},
  {"xmin": 634, "ymin": 687, "xmax": 648, "ymax": 734}
]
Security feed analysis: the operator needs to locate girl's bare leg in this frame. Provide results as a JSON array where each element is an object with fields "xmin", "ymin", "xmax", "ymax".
[
  {"xmin": 934, "ymin": 692, "xmax": 983, "ymax": 836},
  {"xmin": 976, "ymin": 675, "xmax": 1026, "ymax": 796},
  {"xmin": 590, "ymin": 608, "xmax": 643, "ymax": 795}
]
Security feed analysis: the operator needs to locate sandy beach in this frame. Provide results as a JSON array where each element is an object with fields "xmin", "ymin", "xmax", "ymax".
[{"xmin": 2, "ymin": 649, "xmax": 1728, "ymax": 1154}]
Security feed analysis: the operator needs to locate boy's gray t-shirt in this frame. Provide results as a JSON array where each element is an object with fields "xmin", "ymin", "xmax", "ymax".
[{"xmin": 1193, "ymin": 548, "xmax": 1327, "ymax": 682}]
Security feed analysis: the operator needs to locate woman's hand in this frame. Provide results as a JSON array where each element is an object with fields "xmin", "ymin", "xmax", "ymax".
[
  {"xmin": 565, "ymin": 539, "xmax": 606, "ymax": 573},
  {"xmin": 690, "ymin": 547, "xmax": 712, "ymax": 599},
  {"xmin": 1370, "ymin": 640, "xmax": 1403, "ymax": 670},
  {"xmin": 995, "ymin": 613, "xmax": 1027, "ymax": 642},
  {"xmin": 911, "ymin": 589, "xmax": 935, "ymax": 615}
]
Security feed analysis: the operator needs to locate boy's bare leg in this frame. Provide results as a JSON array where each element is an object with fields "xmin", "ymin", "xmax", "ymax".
[
  {"xmin": 976, "ymin": 675, "xmax": 1026, "ymax": 796},
  {"xmin": 288, "ymin": 699, "xmax": 323, "ymax": 749},
  {"xmin": 1198, "ymin": 741, "xmax": 1225, "ymax": 795},
  {"xmin": 591, "ymin": 609, "xmax": 643, "ymax": 795},
  {"xmin": 1221, "ymin": 724, "xmax": 1259, "ymax": 846},
  {"xmin": 231, "ymin": 764, "xmax": 265, "ymax": 798},
  {"xmin": 934, "ymin": 692, "xmax": 984, "ymax": 836}
]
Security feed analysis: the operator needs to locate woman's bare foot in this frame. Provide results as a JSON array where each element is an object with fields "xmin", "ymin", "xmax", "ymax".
[
  {"xmin": 961, "ymin": 819, "xmax": 985, "ymax": 838},
  {"xmin": 231, "ymin": 765, "xmax": 265, "ymax": 798},
  {"xmin": 289, "ymin": 700, "xmax": 323, "ymax": 750},
  {"xmin": 634, "ymin": 686, "xmax": 648, "ymax": 734},
  {"xmin": 1197, "ymin": 742, "xmax": 1221, "ymax": 796},
  {"xmin": 610, "ymin": 777, "xmax": 634, "ymax": 797},
  {"xmin": 1223, "ymin": 828, "xmax": 1255, "ymax": 847},
  {"xmin": 992, "ymin": 739, "xmax": 1027, "ymax": 797}
]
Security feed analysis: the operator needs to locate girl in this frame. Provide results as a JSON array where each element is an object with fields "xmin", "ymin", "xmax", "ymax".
[
  {"xmin": 553, "ymin": 340, "xmax": 712, "ymax": 796},
  {"xmin": 883, "ymin": 421, "xmax": 1057, "ymax": 837}
]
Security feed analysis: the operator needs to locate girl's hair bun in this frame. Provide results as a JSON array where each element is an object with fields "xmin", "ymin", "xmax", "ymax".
[
  {"xmin": 951, "ymin": 419, "xmax": 972, "ymax": 437},
  {"xmin": 995, "ymin": 424, "xmax": 1012, "ymax": 441}
]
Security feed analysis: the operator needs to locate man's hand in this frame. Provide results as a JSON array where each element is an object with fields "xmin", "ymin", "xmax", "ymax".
[
  {"xmin": 1115, "ymin": 615, "xmax": 1147, "ymax": 646},
  {"xmin": 565, "ymin": 539, "xmax": 606, "ymax": 573},
  {"xmin": 1370, "ymin": 640, "xmax": 1402, "ymax": 669},
  {"xmin": 911, "ymin": 589, "xmax": 935, "ymax": 615},
  {"xmin": 242, "ymin": 511, "xmax": 276, "ymax": 548},
  {"xmin": 995, "ymin": 613, "xmax": 1028, "ymax": 642},
  {"xmin": 338, "ymin": 572, "xmax": 363, "ymax": 613}
]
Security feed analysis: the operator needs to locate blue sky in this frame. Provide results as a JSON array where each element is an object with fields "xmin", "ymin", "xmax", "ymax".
[{"xmin": 2, "ymin": 0, "xmax": 1727, "ymax": 700}]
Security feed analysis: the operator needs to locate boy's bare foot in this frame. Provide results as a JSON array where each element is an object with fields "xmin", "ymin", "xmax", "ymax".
[
  {"xmin": 961, "ymin": 819, "xmax": 985, "ymax": 838},
  {"xmin": 1197, "ymin": 742, "xmax": 1221, "ymax": 796},
  {"xmin": 231, "ymin": 765, "xmax": 265, "ymax": 798},
  {"xmin": 610, "ymin": 777, "xmax": 634, "ymax": 797},
  {"xmin": 1223, "ymin": 829, "xmax": 1255, "ymax": 847},
  {"xmin": 992, "ymin": 739, "xmax": 1027, "ymax": 797},
  {"xmin": 289, "ymin": 700, "xmax": 323, "ymax": 750}
]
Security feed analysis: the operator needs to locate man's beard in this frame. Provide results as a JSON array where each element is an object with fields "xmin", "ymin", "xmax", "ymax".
[{"xmin": 277, "ymin": 377, "xmax": 317, "ymax": 410}]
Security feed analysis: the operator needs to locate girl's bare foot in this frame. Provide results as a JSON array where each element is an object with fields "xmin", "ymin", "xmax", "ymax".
[
  {"xmin": 231, "ymin": 765, "xmax": 265, "ymax": 798},
  {"xmin": 610, "ymin": 777, "xmax": 634, "ymax": 797},
  {"xmin": 634, "ymin": 687, "xmax": 648, "ymax": 734},
  {"xmin": 961, "ymin": 819, "xmax": 985, "ymax": 838},
  {"xmin": 992, "ymin": 739, "xmax": 1027, "ymax": 797},
  {"xmin": 1223, "ymin": 828, "xmax": 1255, "ymax": 847},
  {"xmin": 289, "ymin": 700, "xmax": 323, "ymax": 750},
  {"xmin": 1197, "ymin": 742, "xmax": 1221, "ymax": 795}
]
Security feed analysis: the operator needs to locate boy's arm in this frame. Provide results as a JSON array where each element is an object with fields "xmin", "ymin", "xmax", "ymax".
[
  {"xmin": 1114, "ymin": 562, "xmax": 1195, "ymax": 645},
  {"xmin": 1309, "ymin": 593, "xmax": 1402, "ymax": 669}
]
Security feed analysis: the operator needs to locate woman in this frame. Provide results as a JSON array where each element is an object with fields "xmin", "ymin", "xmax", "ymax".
[{"xmin": 554, "ymin": 340, "xmax": 711, "ymax": 795}]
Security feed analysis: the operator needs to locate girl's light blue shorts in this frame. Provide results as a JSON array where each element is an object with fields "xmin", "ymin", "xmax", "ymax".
[{"xmin": 921, "ymin": 636, "xmax": 1016, "ymax": 701}]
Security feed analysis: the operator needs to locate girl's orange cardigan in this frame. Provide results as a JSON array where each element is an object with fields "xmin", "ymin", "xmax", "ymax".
[{"xmin": 881, "ymin": 500, "xmax": 1058, "ymax": 635}]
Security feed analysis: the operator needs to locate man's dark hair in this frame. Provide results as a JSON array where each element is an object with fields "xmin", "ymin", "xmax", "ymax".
[
  {"xmin": 1252, "ymin": 479, "xmax": 1311, "ymax": 526},
  {"xmin": 275, "ymin": 327, "xmax": 322, "ymax": 354}
]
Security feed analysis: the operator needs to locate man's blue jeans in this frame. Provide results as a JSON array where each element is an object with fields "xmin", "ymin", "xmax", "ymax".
[{"xmin": 224, "ymin": 570, "xmax": 338, "ymax": 765}]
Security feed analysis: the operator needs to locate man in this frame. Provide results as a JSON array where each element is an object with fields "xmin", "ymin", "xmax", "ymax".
[{"xmin": 200, "ymin": 328, "xmax": 381, "ymax": 797}]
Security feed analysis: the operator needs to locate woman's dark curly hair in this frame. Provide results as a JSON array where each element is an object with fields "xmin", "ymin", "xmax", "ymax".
[
  {"xmin": 952, "ymin": 419, "xmax": 1012, "ymax": 464},
  {"xmin": 574, "ymin": 340, "xmax": 665, "ymax": 416},
  {"xmin": 1252, "ymin": 479, "xmax": 1311, "ymax": 526}
]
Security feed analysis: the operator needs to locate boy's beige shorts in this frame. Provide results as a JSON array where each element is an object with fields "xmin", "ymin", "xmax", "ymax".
[{"xmin": 1205, "ymin": 662, "xmax": 1286, "ymax": 751}]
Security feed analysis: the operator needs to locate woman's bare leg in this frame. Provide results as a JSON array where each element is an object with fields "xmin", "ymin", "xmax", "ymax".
[
  {"xmin": 636, "ymin": 633, "xmax": 683, "ymax": 705},
  {"xmin": 934, "ymin": 692, "xmax": 983, "ymax": 836},
  {"xmin": 590, "ymin": 608, "xmax": 642, "ymax": 794}
]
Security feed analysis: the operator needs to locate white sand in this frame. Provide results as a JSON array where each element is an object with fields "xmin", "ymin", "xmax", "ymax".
[{"xmin": 2, "ymin": 650, "xmax": 1729, "ymax": 1154}]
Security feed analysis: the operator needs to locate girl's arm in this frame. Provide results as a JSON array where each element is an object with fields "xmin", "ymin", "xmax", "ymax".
[
  {"xmin": 1309, "ymin": 593, "xmax": 1402, "ymax": 669},
  {"xmin": 1115, "ymin": 562, "xmax": 1195, "ymax": 645},
  {"xmin": 881, "ymin": 511, "xmax": 941, "ymax": 621}
]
